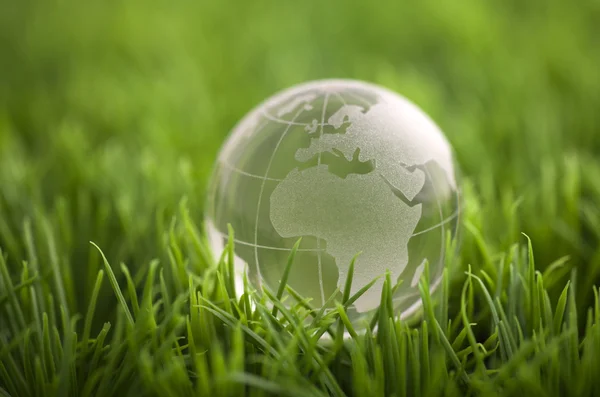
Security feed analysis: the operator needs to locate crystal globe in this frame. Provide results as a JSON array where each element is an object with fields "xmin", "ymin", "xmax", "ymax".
[{"xmin": 205, "ymin": 79, "xmax": 460, "ymax": 326}]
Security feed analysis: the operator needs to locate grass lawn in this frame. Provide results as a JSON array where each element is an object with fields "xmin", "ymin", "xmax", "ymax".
[{"xmin": 1, "ymin": 0, "xmax": 600, "ymax": 396}]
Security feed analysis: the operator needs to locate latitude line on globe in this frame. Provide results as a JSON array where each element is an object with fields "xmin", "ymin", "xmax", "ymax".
[
  {"xmin": 216, "ymin": 168, "xmax": 459, "ymax": 242},
  {"xmin": 216, "ymin": 232, "xmax": 325, "ymax": 252},
  {"xmin": 345, "ymin": 91, "xmax": 375, "ymax": 107},
  {"xmin": 253, "ymin": 106, "xmax": 307, "ymax": 287},
  {"xmin": 316, "ymin": 93, "xmax": 330, "ymax": 306},
  {"xmin": 262, "ymin": 110, "xmax": 328, "ymax": 127},
  {"xmin": 411, "ymin": 209, "xmax": 458, "ymax": 236},
  {"xmin": 217, "ymin": 163, "xmax": 457, "ymax": 232},
  {"xmin": 220, "ymin": 161, "xmax": 284, "ymax": 181},
  {"xmin": 215, "ymin": 207, "xmax": 457, "ymax": 253}
]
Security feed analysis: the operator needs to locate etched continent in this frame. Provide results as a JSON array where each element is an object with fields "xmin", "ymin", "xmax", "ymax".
[
  {"xmin": 269, "ymin": 165, "xmax": 422, "ymax": 312},
  {"xmin": 295, "ymin": 101, "xmax": 456, "ymax": 200}
]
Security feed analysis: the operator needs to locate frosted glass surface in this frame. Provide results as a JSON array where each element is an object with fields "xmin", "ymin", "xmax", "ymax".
[{"xmin": 205, "ymin": 79, "xmax": 460, "ymax": 326}]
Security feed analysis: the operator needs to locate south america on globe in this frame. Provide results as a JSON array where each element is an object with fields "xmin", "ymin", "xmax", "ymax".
[{"xmin": 205, "ymin": 79, "xmax": 460, "ymax": 327}]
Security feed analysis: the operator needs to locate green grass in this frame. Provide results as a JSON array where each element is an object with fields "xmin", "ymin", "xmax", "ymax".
[{"xmin": 1, "ymin": 0, "xmax": 600, "ymax": 396}]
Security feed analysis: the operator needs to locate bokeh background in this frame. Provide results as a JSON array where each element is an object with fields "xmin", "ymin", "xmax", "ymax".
[{"xmin": 1, "ymin": 0, "xmax": 599, "ymax": 316}]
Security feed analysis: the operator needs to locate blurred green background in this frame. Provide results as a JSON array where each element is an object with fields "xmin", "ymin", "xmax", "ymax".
[{"xmin": 1, "ymin": 0, "xmax": 599, "ymax": 314}]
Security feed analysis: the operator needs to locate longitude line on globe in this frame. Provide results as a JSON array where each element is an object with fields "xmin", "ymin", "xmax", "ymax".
[
  {"xmin": 316, "ymin": 92, "xmax": 330, "ymax": 306},
  {"xmin": 422, "ymin": 167, "xmax": 445, "ymax": 290},
  {"xmin": 214, "ymin": 120, "xmax": 270, "ymax": 228},
  {"xmin": 333, "ymin": 92, "xmax": 348, "ymax": 106},
  {"xmin": 395, "ymin": 167, "xmax": 459, "ymax": 309},
  {"xmin": 253, "ymin": 106, "xmax": 307, "ymax": 287}
]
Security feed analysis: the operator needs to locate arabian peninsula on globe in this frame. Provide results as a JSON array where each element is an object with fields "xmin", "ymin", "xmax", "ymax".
[{"xmin": 206, "ymin": 79, "xmax": 460, "ymax": 325}]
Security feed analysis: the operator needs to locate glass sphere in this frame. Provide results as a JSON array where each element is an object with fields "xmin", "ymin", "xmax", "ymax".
[{"xmin": 205, "ymin": 79, "xmax": 460, "ymax": 326}]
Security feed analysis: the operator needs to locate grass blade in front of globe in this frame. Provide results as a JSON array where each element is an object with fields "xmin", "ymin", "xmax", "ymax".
[
  {"xmin": 272, "ymin": 238, "xmax": 302, "ymax": 317},
  {"xmin": 3, "ymin": 198, "xmax": 600, "ymax": 396}
]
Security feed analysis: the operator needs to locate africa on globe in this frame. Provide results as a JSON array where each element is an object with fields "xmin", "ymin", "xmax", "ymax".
[{"xmin": 205, "ymin": 79, "xmax": 460, "ymax": 326}]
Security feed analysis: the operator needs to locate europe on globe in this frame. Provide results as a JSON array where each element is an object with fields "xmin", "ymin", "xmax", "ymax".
[{"xmin": 205, "ymin": 79, "xmax": 460, "ymax": 326}]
